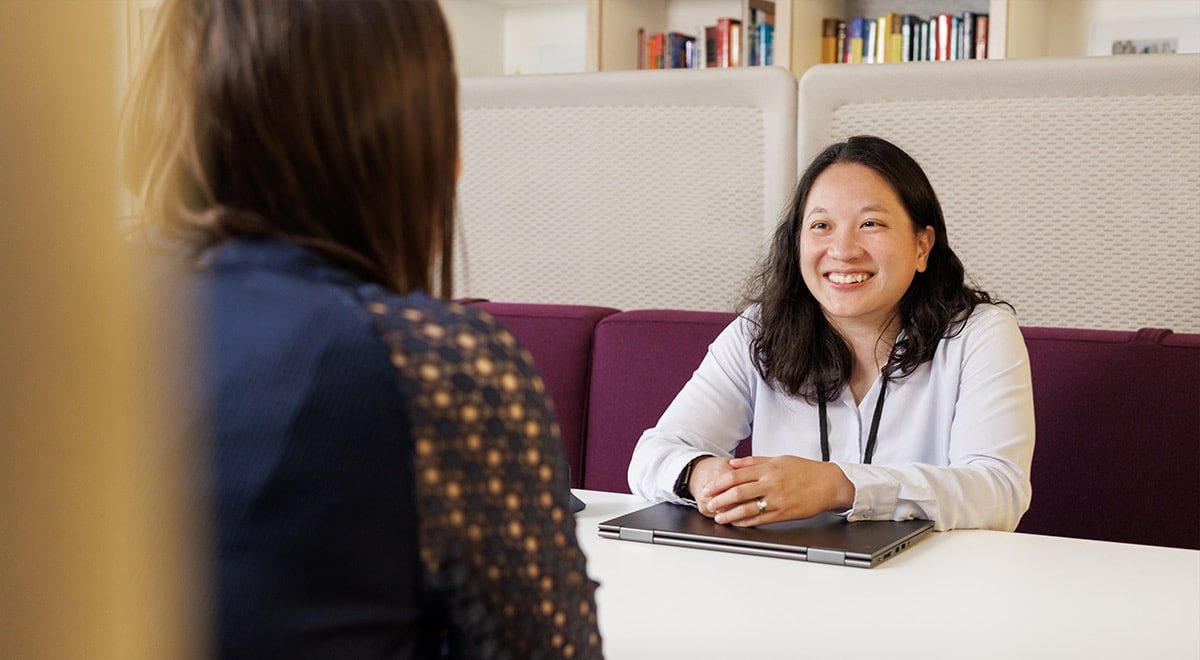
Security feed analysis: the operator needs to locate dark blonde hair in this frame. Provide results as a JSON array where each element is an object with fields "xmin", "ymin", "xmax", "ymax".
[{"xmin": 122, "ymin": 0, "xmax": 458, "ymax": 295}]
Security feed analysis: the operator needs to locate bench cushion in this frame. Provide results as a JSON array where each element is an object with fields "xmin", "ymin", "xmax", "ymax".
[
  {"xmin": 1017, "ymin": 327, "xmax": 1200, "ymax": 548},
  {"xmin": 584, "ymin": 310, "xmax": 737, "ymax": 492}
]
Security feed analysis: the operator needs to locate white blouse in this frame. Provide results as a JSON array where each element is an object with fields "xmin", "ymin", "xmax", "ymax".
[{"xmin": 627, "ymin": 304, "xmax": 1035, "ymax": 532}]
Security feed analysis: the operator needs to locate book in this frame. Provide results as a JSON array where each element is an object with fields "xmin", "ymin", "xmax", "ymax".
[
  {"xmin": 684, "ymin": 36, "xmax": 699, "ymax": 68},
  {"xmin": 921, "ymin": 20, "xmax": 930, "ymax": 60},
  {"xmin": 729, "ymin": 19, "xmax": 742, "ymax": 66},
  {"xmin": 975, "ymin": 15, "xmax": 989, "ymax": 59},
  {"xmin": 901, "ymin": 15, "xmax": 913, "ymax": 62},
  {"xmin": 748, "ymin": 22, "xmax": 757, "ymax": 65},
  {"xmin": 962, "ymin": 11, "xmax": 976, "ymax": 60},
  {"xmin": 936, "ymin": 14, "xmax": 951, "ymax": 60},
  {"xmin": 705, "ymin": 26, "xmax": 718, "ymax": 68},
  {"xmin": 928, "ymin": 17, "xmax": 937, "ymax": 61},
  {"xmin": 821, "ymin": 18, "xmax": 839, "ymax": 64},
  {"xmin": 846, "ymin": 17, "xmax": 864, "ymax": 63},
  {"xmin": 646, "ymin": 32, "xmax": 661, "ymax": 69},
  {"xmin": 637, "ymin": 27, "xmax": 645, "ymax": 69},
  {"xmin": 840, "ymin": 19, "xmax": 849, "ymax": 64},
  {"xmin": 757, "ymin": 22, "xmax": 773, "ymax": 65},
  {"xmin": 666, "ymin": 31, "xmax": 689, "ymax": 68},
  {"xmin": 951, "ymin": 15, "xmax": 961, "ymax": 60},
  {"xmin": 716, "ymin": 17, "xmax": 741, "ymax": 67},
  {"xmin": 875, "ymin": 15, "xmax": 887, "ymax": 62},
  {"xmin": 888, "ymin": 12, "xmax": 903, "ymax": 62},
  {"xmin": 865, "ymin": 18, "xmax": 877, "ymax": 63}
]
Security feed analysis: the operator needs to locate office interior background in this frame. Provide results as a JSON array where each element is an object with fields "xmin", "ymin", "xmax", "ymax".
[{"xmin": 2, "ymin": 1, "xmax": 1198, "ymax": 658}]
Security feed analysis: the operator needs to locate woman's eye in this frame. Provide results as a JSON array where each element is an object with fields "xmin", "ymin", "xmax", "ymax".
[
  {"xmin": 861, "ymin": 220, "xmax": 882, "ymax": 228},
  {"xmin": 809, "ymin": 221, "xmax": 829, "ymax": 231}
]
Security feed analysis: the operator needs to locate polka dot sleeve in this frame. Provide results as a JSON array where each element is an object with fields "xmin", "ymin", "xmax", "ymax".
[{"xmin": 364, "ymin": 294, "xmax": 603, "ymax": 659}]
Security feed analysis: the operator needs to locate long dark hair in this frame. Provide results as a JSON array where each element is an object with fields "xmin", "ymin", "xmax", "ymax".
[
  {"xmin": 121, "ymin": 0, "xmax": 458, "ymax": 296},
  {"xmin": 744, "ymin": 135, "xmax": 1005, "ymax": 402}
]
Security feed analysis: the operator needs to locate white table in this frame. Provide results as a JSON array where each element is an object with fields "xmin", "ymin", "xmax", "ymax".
[{"xmin": 573, "ymin": 490, "xmax": 1200, "ymax": 660}]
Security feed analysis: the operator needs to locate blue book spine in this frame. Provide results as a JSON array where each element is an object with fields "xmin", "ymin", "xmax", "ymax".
[{"xmin": 757, "ymin": 23, "xmax": 773, "ymax": 66}]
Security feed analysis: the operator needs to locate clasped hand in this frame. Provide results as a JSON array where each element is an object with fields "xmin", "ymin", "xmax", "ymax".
[{"xmin": 690, "ymin": 455, "xmax": 855, "ymax": 527}]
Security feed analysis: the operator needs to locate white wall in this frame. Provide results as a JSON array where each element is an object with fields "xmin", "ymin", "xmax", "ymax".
[
  {"xmin": 504, "ymin": 2, "xmax": 586, "ymax": 74},
  {"xmin": 443, "ymin": 0, "xmax": 585, "ymax": 76},
  {"xmin": 1083, "ymin": 0, "xmax": 1200, "ymax": 55},
  {"xmin": 441, "ymin": 0, "xmax": 506, "ymax": 76},
  {"xmin": 1042, "ymin": 0, "xmax": 1200, "ymax": 57}
]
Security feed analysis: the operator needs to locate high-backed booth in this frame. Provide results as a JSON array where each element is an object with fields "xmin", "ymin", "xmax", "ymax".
[
  {"xmin": 459, "ymin": 53, "xmax": 1200, "ymax": 550},
  {"xmin": 457, "ymin": 67, "xmax": 797, "ymax": 312}
]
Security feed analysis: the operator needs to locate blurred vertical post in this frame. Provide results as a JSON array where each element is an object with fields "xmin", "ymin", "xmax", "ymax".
[{"xmin": 0, "ymin": 2, "xmax": 203, "ymax": 658}]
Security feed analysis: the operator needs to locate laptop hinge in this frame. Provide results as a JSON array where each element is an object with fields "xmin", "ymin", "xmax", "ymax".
[
  {"xmin": 618, "ymin": 527, "xmax": 654, "ymax": 543},
  {"xmin": 806, "ymin": 548, "xmax": 846, "ymax": 565}
]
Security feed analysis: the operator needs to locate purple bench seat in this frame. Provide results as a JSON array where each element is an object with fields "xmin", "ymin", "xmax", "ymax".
[
  {"xmin": 478, "ymin": 303, "xmax": 1200, "ymax": 549},
  {"xmin": 1018, "ymin": 327, "xmax": 1200, "ymax": 549},
  {"xmin": 583, "ymin": 310, "xmax": 740, "ymax": 492}
]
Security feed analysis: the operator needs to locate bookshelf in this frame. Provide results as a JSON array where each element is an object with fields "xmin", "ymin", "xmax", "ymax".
[
  {"xmin": 444, "ymin": 1, "xmax": 1194, "ymax": 78},
  {"xmin": 789, "ymin": 0, "xmax": 1008, "ymax": 72},
  {"xmin": 592, "ymin": 0, "xmax": 793, "ymax": 71}
]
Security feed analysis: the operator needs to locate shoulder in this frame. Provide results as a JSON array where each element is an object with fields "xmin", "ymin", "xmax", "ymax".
[
  {"xmin": 940, "ymin": 303, "xmax": 1027, "ymax": 366},
  {"xmin": 360, "ymin": 289, "xmax": 521, "ymax": 357},
  {"xmin": 724, "ymin": 305, "xmax": 761, "ymax": 343},
  {"xmin": 955, "ymin": 303, "xmax": 1021, "ymax": 340},
  {"xmin": 357, "ymin": 288, "xmax": 539, "ymax": 395}
]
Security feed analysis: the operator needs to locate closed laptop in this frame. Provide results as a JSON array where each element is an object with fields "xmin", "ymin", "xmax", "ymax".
[{"xmin": 598, "ymin": 502, "xmax": 932, "ymax": 568}]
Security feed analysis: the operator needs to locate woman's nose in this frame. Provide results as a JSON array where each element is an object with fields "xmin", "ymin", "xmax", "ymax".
[{"xmin": 827, "ymin": 227, "xmax": 863, "ymax": 261}]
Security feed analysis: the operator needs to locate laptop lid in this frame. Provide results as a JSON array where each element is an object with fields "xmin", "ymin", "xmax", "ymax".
[{"xmin": 598, "ymin": 502, "xmax": 932, "ymax": 568}]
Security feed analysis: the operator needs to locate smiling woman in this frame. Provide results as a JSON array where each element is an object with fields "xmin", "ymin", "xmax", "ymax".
[{"xmin": 628, "ymin": 135, "xmax": 1035, "ymax": 533}]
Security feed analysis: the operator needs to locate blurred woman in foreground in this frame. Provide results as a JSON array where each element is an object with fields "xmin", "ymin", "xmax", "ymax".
[{"xmin": 123, "ymin": 1, "xmax": 601, "ymax": 657}]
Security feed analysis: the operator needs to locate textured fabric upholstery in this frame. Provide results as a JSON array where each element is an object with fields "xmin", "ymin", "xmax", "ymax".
[
  {"xmin": 457, "ymin": 67, "xmax": 797, "ymax": 312},
  {"xmin": 473, "ymin": 302, "xmax": 619, "ymax": 487},
  {"xmin": 1016, "ymin": 326, "xmax": 1200, "ymax": 549},
  {"xmin": 798, "ymin": 54, "xmax": 1200, "ymax": 332},
  {"xmin": 583, "ymin": 310, "xmax": 739, "ymax": 493}
]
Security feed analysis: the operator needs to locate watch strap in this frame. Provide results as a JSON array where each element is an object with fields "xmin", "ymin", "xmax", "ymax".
[{"xmin": 672, "ymin": 455, "xmax": 710, "ymax": 501}]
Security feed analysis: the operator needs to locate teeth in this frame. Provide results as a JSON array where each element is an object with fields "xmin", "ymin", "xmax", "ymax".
[{"xmin": 828, "ymin": 273, "xmax": 872, "ymax": 284}]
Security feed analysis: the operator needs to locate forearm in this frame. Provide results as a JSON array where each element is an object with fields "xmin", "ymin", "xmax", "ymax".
[{"xmin": 836, "ymin": 459, "xmax": 1032, "ymax": 531}]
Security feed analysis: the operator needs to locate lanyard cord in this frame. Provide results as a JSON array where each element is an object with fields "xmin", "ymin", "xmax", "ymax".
[{"xmin": 818, "ymin": 376, "xmax": 889, "ymax": 464}]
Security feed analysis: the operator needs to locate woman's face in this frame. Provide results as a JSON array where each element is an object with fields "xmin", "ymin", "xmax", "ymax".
[{"xmin": 799, "ymin": 162, "xmax": 934, "ymax": 335}]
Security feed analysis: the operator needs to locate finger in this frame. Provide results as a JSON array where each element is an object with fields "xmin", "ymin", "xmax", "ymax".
[
  {"xmin": 700, "ymin": 463, "xmax": 763, "ymax": 499},
  {"xmin": 714, "ymin": 498, "xmax": 768, "ymax": 526},
  {"xmin": 706, "ymin": 481, "xmax": 764, "ymax": 515},
  {"xmin": 728, "ymin": 455, "xmax": 771, "ymax": 469},
  {"xmin": 730, "ymin": 513, "xmax": 769, "ymax": 528},
  {"xmin": 727, "ymin": 498, "xmax": 775, "ymax": 527}
]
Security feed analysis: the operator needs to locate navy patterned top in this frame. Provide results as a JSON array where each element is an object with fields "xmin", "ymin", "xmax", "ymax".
[{"xmin": 200, "ymin": 237, "xmax": 602, "ymax": 658}]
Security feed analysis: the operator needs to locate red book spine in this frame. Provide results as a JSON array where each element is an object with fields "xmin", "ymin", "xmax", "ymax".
[
  {"xmin": 936, "ymin": 14, "xmax": 952, "ymax": 61},
  {"xmin": 716, "ymin": 18, "xmax": 731, "ymax": 67}
]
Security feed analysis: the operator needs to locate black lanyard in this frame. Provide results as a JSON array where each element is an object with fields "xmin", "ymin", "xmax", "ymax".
[{"xmin": 818, "ymin": 377, "xmax": 888, "ymax": 464}]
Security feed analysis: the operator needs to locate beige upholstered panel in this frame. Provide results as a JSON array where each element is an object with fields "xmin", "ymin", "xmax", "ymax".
[
  {"xmin": 457, "ymin": 67, "xmax": 797, "ymax": 312},
  {"xmin": 799, "ymin": 54, "xmax": 1200, "ymax": 332}
]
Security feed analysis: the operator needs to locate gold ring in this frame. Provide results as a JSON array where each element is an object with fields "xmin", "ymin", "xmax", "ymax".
[{"xmin": 756, "ymin": 498, "xmax": 767, "ymax": 514}]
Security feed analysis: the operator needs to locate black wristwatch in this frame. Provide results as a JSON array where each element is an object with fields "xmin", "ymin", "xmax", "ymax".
[{"xmin": 673, "ymin": 455, "xmax": 710, "ymax": 500}]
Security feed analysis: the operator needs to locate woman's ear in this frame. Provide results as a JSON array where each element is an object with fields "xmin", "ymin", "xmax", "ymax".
[{"xmin": 915, "ymin": 226, "xmax": 935, "ymax": 273}]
